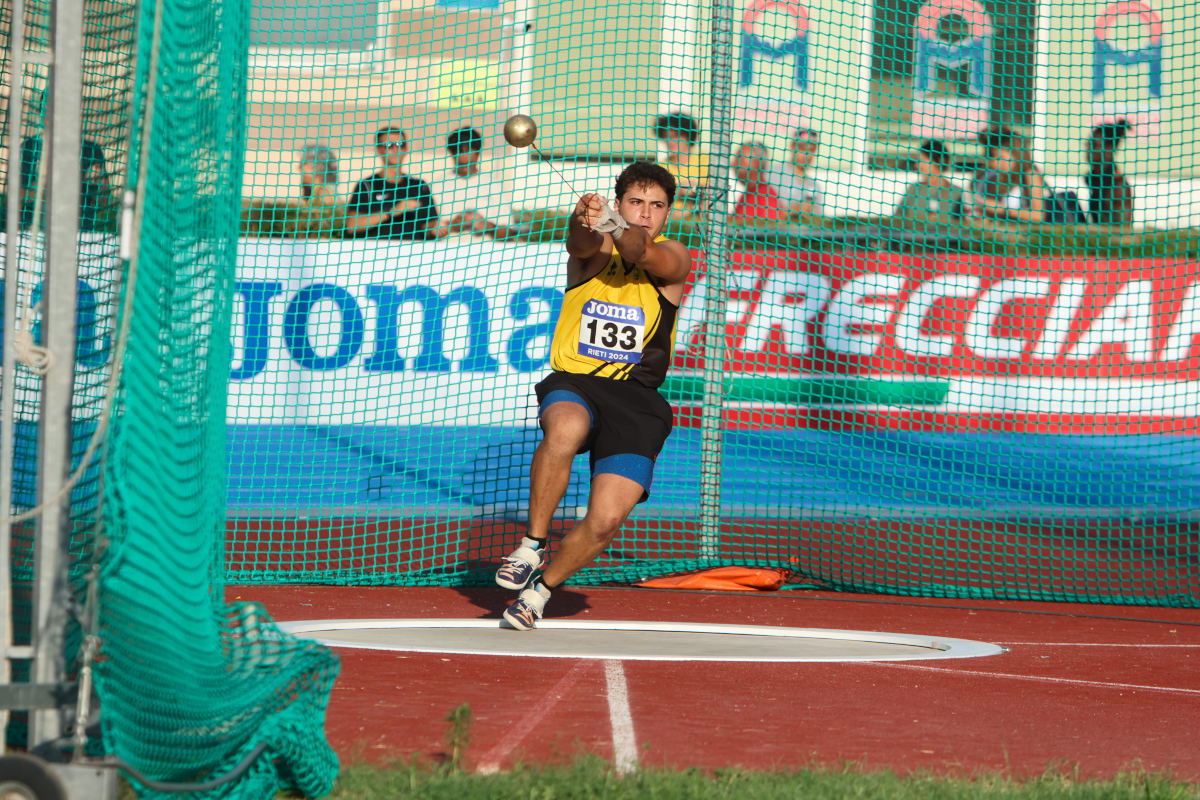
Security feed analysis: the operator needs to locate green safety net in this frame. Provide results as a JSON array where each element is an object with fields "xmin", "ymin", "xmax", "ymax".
[
  {"xmin": 227, "ymin": 0, "xmax": 1198, "ymax": 607},
  {"xmin": 91, "ymin": 0, "xmax": 341, "ymax": 795},
  {"xmin": 4, "ymin": 0, "xmax": 1200, "ymax": 791}
]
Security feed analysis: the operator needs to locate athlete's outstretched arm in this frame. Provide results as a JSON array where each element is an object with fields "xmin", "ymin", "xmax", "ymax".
[
  {"xmin": 610, "ymin": 224, "xmax": 692, "ymax": 286},
  {"xmin": 566, "ymin": 194, "xmax": 605, "ymax": 259},
  {"xmin": 578, "ymin": 193, "xmax": 692, "ymax": 286}
]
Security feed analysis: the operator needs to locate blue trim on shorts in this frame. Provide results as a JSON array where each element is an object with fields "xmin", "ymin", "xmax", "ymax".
[
  {"xmin": 593, "ymin": 453, "xmax": 654, "ymax": 490},
  {"xmin": 540, "ymin": 389, "xmax": 593, "ymax": 428}
]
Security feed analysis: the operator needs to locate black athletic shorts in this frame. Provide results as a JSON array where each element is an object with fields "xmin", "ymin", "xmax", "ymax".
[{"xmin": 535, "ymin": 371, "xmax": 674, "ymax": 502}]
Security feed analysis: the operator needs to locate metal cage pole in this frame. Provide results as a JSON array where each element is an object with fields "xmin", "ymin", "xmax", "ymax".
[
  {"xmin": 697, "ymin": 0, "xmax": 735, "ymax": 557},
  {"xmin": 0, "ymin": 0, "xmax": 31, "ymax": 754},
  {"xmin": 28, "ymin": 0, "xmax": 84, "ymax": 747}
]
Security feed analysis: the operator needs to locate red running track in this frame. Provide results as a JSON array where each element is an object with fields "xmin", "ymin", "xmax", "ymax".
[{"xmin": 226, "ymin": 584, "xmax": 1200, "ymax": 780}]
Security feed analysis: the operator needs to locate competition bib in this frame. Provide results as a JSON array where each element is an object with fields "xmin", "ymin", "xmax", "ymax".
[{"xmin": 578, "ymin": 299, "xmax": 645, "ymax": 363}]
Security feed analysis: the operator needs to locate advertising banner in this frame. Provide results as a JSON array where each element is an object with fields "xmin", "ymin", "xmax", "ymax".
[
  {"xmin": 674, "ymin": 249, "xmax": 1200, "ymax": 431},
  {"xmin": 909, "ymin": 0, "xmax": 993, "ymax": 139},
  {"xmin": 227, "ymin": 240, "xmax": 1200, "ymax": 433},
  {"xmin": 1089, "ymin": 0, "xmax": 1163, "ymax": 137},
  {"xmin": 734, "ymin": 0, "xmax": 813, "ymax": 139},
  {"xmin": 11, "ymin": 237, "xmax": 1196, "ymax": 520},
  {"xmin": 1, "ymin": 234, "xmax": 121, "ymax": 418},
  {"xmin": 231, "ymin": 238, "xmax": 563, "ymax": 426}
]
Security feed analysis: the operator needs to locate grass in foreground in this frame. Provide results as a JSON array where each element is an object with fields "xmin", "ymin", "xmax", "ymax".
[
  {"xmin": 111, "ymin": 707, "xmax": 1196, "ymax": 798},
  {"xmin": 111, "ymin": 759, "xmax": 1199, "ymax": 799},
  {"xmin": 307, "ymin": 758, "xmax": 1199, "ymax": 800}
]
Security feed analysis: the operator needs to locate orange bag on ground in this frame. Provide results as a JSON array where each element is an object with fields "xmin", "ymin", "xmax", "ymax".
[{"xmin": 637, "ymin": 566, "xmax": 791, "ymax": 591}]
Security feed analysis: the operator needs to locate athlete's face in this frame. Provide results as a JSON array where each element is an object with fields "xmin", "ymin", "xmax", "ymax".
[{"xmin": 615, "ymin": 182, "xmax": 671, "ymax": 238}]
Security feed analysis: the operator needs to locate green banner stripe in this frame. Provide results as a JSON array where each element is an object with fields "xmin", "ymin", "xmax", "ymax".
[{"xmin": 662, "ymin": 376, "xmax": 952, "ymax": 407}]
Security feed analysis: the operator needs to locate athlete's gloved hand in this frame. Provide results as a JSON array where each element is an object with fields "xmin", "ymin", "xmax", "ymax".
[{"xmin": 590, "ymin": 200, "xmax": 629, "ymax": 240}]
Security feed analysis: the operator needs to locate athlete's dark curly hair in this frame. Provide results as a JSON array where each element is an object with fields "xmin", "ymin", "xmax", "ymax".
[{"xmin": 614, "ymin": 160, "xmax": 676, "ymax": 206}]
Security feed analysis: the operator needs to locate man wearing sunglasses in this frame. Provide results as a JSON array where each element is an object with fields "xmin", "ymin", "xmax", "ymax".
[{"xmin": 345, "ymin": 126, "xmax": 439, "ymax": 240}]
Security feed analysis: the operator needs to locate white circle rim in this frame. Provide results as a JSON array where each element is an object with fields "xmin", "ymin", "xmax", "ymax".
[{"xmin": 277, "ymin": 618, "xmax": 1006, "ymax": 662}]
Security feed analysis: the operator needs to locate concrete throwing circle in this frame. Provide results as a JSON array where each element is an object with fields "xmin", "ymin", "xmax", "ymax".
[{"xmin": 278, "ymin": 619, "xmax": 1005, "ymax": 662}]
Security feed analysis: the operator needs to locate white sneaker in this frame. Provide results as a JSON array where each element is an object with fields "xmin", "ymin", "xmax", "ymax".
[
  {"xmin": 502, "ymin": 583, "xmax": 551, "ymax": 631},
  {"xmin": 495, "ymin": 537, "xmax": 546, "ymax": 590}
]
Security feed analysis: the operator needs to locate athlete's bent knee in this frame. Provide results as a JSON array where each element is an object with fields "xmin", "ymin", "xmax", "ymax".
[{"xmin": 582, "ymin": 506, "xmax": 631, "ymax": 542}]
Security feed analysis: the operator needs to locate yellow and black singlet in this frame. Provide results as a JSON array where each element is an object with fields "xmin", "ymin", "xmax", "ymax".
[{"xmin": 549, "ymin": 237, "xmax": 680, "ymax": 389}]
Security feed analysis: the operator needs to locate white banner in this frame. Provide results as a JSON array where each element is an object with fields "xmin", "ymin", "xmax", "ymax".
[{"xmin": 230, "ymin": 238, "xmax": 565, "ymax": 426}]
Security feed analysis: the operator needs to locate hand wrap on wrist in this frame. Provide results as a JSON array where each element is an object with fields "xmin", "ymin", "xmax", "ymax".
[{"xmin": 591, "ymin": 201, "xmax": 629, "ymax": 240}]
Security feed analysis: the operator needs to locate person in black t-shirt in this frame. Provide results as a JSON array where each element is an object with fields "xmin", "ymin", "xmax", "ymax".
[
  {"xmin": 1085, "ymin": 120, "xmax": 1134, "ymax": 228},
  {"xmin": 345, "ymin": 126, "xmax": 438, "ymax": 240},
  {"xmin": 7, "ymin": 136, "xmax": 118, "ymax": 232}
]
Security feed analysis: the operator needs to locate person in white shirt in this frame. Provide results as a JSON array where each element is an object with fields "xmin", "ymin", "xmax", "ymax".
[
  {"xmin": 297, "ymin": 142, "xmax": 341, "ymax": 210},
  {"xmin": 963, "ymin": 124, "xmax": 1048, "ymax": 224},
  {"xmin": 769, "ymin": 127, "xmax": 826, "ymax": 224},
  {"xmin": 431, "ymin": 126, "xmax": 522, "ymax": 240}
]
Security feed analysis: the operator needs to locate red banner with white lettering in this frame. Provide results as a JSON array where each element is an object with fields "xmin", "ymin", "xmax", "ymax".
[{"xmin": 675, "ymin": 250, "xmax": 1200, "ymax": 379}]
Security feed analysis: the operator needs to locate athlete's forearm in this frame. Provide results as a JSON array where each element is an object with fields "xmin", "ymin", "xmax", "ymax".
[
  {"xmin": 614, "ymin": 225, "xmax": 690, "ymax": 284},
  {"xmin": 566, "ymin": 211, "xmax": 602, "ymax": 257},
  {"xmin": 610, "ymin": 222, "xmax": 650, "ymax": 263}
]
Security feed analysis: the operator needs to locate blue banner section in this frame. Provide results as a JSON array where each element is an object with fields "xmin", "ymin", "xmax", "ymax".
[
  {"xmin": 226, "ymin": 426, "xmax": 1200, "ymax": 517},
  {"xmin": 10, "ymin": 420, "xmax": 104, "ymax": 512}
]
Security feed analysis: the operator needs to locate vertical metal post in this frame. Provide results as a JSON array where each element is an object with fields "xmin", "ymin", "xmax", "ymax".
[
  {"xmin": 697, "ymin": 0, "xmax": 735, "ymax": 558},
  {"xmin": 29, "ymin": 0, "xmax": 84, "ymax": 747},
  {"xmin": 660, "ymin": 0, "xmax": 700, "ymax": 114},
  {"xmin": 1032, "ymin": 0, "xmax": 1051, "ymax": 168},
  {"xmin": 502, "ymin": 0, "xmax": 534, "ymax": 179},
  {"xmin": 0, "ymin": 0, "xmax": 30, "ymax": 755},
  {"xmin": 850, "ymin": 0, "xmax": 876, "ymax": 173}
]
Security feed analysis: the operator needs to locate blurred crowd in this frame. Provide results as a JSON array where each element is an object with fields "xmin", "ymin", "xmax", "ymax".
[
  {"xmin": 2, "ymin": 114, "xmax": 1138, "ymax": 242},
  {"xmin": 288, "ymin": 111, "xmax": 1138, "ymax": 244}
]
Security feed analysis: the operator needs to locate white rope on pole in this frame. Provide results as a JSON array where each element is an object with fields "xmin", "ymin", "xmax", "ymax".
[{"xmin": 11, "ymin": 300, "xmax": 55, "ymax": 376}]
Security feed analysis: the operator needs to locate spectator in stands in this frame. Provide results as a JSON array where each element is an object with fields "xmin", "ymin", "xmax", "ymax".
[
  {"xmin": 297, "ymin": 142, "xmax": 341, "ymax": 209},
  {"xmin": 965, "ymin": 124, "xmax": 1087, "ymax": 225},
  {"xmin": 431, "ymin": 126, "xmax": 522, "ymax": 240},
  {"xmin": 654, "ymin": 111, "xmax": 708, "ymax": 215},
  {"xmin": 1085, "ymin": 120, "xmax": 1134, "ymax": 227},
  {"xmin": 78, "ymin": 140, "xmax": 117, "ymax": 232},
  {"xmin": 771, "ymin": 127, "xmax": 826, "ymax": 224},
  {"xmin": 890, "ymin": 139, "xmax": 963, "ymax": 237},
  {"xmin": 12, "ymin": 135, "xmax": 44, "ymax": 229},
  {"xmin": 963, "ymin": 125, "xmax": 1047, "ymax": 224},
  {"xmin": 344, "ymin": 126, "xmax": 438, "ymax": 240},
  {"xmin": 8, "ymin": 135, "xmax": 117, "ymax": 232},
  {"xmin": 732, "ymin": 141, "xmax": 786, "ymax": 226}
]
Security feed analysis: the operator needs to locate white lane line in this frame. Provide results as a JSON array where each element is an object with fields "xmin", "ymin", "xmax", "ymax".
[
  {"xmin": 476, "ymin": 659, "xmax": 590, "ymax": 774},
  {"xmin": 1001, "ymin": 642, "xmax": 1200, "ymax": 647},
  {"xmin": 605, "ymin": 659, "xmax": 638, "ymax": 775},
  {"xmin": 867, "ymin": 661, "xmax": 1200, "ymax": 696}
]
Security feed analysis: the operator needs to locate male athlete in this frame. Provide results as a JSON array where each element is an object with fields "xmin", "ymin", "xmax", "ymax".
[{"xmin": 495, "ymin": 161, "xmax": 693, "ymax": 630}]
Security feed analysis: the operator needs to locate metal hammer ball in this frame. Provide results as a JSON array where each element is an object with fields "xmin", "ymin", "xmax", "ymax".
[
  {"xmin": 504, "ymin": 114, "xmax": 537, "ymax": 148},
  {"xmin": 502, "ymin": 113, "xmax": 584, "ymax": 199}
]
